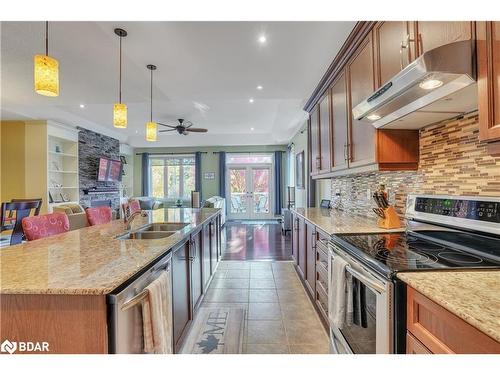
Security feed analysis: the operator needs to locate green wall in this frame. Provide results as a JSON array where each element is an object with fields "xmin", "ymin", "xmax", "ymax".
[{"xmin": 133, "ymin": 145, "xmax": 288, "ymax": 201}]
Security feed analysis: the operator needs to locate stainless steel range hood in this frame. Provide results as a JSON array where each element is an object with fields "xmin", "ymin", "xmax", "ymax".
[{"xmin": 352, "ymin": 40, "xmax": 477, "ymax": 129}]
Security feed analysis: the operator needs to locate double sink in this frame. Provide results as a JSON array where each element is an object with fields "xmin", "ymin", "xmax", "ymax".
[{"xmin": 116, "ymin": 222, "xmax": 189, "ymax": 240}]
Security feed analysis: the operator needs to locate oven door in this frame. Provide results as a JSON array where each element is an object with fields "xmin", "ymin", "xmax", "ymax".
[{"xmin": 329, "ymin": 243, "xmax": 393, "ymax": 354}]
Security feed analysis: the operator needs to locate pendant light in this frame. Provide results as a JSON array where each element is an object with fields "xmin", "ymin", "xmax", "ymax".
[
  {"xmin": 146, "ymin": 64, "xmax": 157, "ymax": 142},
  {"xmin": 113, "ymin": 28, "xmax": 127, "ymax": 128},
  {"xmin": 34, "ymin": 21, "xmax": 59, "ymax": 97}
]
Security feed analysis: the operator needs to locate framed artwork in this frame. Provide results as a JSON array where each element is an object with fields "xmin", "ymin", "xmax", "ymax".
[
  {"xmin": 120, "ymin": 155, "xmax": 127, "ymax": 164},
  {"xmin": 204, "ymin": 172, "xmax": 215, "ymax": 180},
  {"xmin": 49, "ymin": 192, "xmax": 54, "ymax": 203},
  {"xmin": 60, "ymin": 193, "xmax": 70, "ymax": 202},
  {"xmin": 296, "ymin": 151, "xmax": 305, "ymax": 189}
]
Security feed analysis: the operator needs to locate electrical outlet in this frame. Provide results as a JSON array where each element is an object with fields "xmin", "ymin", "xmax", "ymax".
[{"xmin": 366, "ymin": 188, "xmax": 371, "ymax": 201}]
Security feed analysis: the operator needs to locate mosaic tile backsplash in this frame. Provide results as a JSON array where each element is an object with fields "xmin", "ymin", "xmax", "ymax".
[{"xmin": 330, "ymin": 111, "xmax": 500, "ymax": 218}]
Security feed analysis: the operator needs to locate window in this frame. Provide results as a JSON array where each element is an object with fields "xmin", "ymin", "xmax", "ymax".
[
  {"xmin": 150, "ymin": 155, "xmax": 195, "ymax": 200},
  {"xmin": 226, "ymin": 153, "xmax": 273, "ymax": 164}
]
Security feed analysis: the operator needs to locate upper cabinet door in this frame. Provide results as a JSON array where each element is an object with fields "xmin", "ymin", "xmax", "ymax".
[
  {"xmin": 318, "ymin": 93, "xmax": 332, "ymax": 173},
  {"xmin": 347, "ymin": 33, "xmax": 376, "ymax": 168},
  {"xmin": 331, "ymin": 71, "xmax": 349, "ymax": 171},
  {"xmin": 374, "ymin": 21, "xmax": 414, "ymax": 87},
  {"xmin": 415, "ymin": 21, "xmax": 473, "ymax": 55},
  {"xmin": 309, "ymin": 106, "xmax": 321, "ymax": 175},
  {"xmin": 477, "ymin": 21, "xmax": 500, "ymax": 143}
]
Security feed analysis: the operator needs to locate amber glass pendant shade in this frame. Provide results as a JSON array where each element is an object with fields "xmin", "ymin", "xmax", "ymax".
[
  {"xmin": 34, "ymin": 54, "xmax": 59, "ymax": 97},
  {"xmin": 113, "ymin": 103, "xmax": 127, "ymax": 128},
  {"xmin": 146, "ymin": 121, "xmax": 157, "ymax": 142}
]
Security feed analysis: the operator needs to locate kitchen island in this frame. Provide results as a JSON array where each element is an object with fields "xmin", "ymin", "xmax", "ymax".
[
  {"xmin": 398, "ymin": 270, "xmax": 500, "ymax": 353},
  {"xmin": 0, "ymin": 207, "xmax": 222, "ymax": 354}
]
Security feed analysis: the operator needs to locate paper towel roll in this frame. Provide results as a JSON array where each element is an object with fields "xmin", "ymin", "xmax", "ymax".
[{"xmin": 191, "ymin": 191, "xmax": 200, "ymax": 208}]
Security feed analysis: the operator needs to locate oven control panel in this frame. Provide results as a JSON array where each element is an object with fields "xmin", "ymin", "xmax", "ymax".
[{"xmin": 414, "ymin": 197, "xmax": 500, "ymax": 223}]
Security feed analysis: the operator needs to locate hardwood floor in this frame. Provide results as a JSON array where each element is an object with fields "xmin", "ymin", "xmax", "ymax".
[{"xmin": 222, "ymin": 221, "xmax": 292, "ymax": 261}]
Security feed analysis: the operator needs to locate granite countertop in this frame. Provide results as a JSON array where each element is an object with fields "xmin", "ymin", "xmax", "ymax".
[
  {"xmin": 291, "ymin": 207, "xmax": 404, "ymax": 235},
  {"xmin": 0, "ymin": 208, "xmax": 220, "ymax": 295},
  {"xmin": 397, "ymin": 271, "xmax": 500, "ymax": 343}
]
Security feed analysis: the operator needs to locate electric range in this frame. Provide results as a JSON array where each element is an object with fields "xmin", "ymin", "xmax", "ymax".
[{"xmin": 328, "ymin": 194, "xmax": 500, "ymax": 354}]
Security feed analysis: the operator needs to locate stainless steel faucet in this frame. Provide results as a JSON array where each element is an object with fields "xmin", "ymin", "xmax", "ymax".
[{"xmin": 123, "ymin": 210, "xmax": 147, "ymax": 231}]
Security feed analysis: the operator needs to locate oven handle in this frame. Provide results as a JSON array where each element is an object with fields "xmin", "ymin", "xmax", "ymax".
[{"xmin": 345, "ymin": 265, "xmax": 385, "ymax": 294}]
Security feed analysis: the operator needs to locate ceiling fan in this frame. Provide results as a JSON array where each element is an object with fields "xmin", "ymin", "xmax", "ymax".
[{"xmin": 158, "ymin": 119, "xmax": 208, "ymax": 135}]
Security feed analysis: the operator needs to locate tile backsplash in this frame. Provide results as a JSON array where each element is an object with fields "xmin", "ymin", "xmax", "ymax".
[{"xmin": 330, "ymin": 111, "xmax": 500, "ymax": 218}]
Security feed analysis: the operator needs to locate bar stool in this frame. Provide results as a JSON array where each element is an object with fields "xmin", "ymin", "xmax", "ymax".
[
  {"xmin": 1, "ymin": 200, "xmax": 43, "ymax": 245},
  {"xmin": 22, "ymin": 212, "xmax": 70, "ymax": 241},
  {"xmin": 86, "ymin": 206, "xmax": 113, "ymax": 226}
]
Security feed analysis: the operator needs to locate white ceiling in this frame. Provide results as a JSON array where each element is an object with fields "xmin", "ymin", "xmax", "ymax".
[{"xmin": 1, "ymin": 21, "xmax": 355, "ymax": 147}]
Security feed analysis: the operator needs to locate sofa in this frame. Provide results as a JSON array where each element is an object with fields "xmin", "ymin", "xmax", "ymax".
[
  {"xmin": 52, "ymin": 203, "xmax": 89, "ymax": 231},
  {"xmin": 132, "ymin": 196, "xmax": 165, "ymax": 210},
  {"xmin": 203, "ymin": 196, "xmax": 226, "ymax": 226}
]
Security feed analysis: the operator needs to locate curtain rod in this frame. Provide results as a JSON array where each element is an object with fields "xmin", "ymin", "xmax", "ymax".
[
  {"xmin": 212, "ymin": 151, "xmax": 286, "ymax": 154},
  {"xmin": 135, "ymin": 152, "xmax": 207, "ymax": 155}
]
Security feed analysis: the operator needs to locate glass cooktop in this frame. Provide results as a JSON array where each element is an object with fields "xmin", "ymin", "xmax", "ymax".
[{"xmin": 333, "ymin": 230, "xmax": 500, "ymax": 277}]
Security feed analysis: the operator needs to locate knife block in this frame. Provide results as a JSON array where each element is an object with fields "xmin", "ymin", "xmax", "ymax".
[{"xmin": 377, "ymin": 206, "xmax": 402, "ymax": 229}]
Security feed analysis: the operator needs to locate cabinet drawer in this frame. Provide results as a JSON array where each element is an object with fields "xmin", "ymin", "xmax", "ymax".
[
  {"xmin": 406, "ymin": 332, "xmax": 431, "ymax": 354},
  {"xmin": 316, "ymin": 280, "xmax": 329, "ymax": 321},
  {"xmin": 316, "ymin": 260, "xmax": 328, "ymax": 288},
  {"xmin": 407, "ymin": 286, "xmax": 500, "ymax": 354}
]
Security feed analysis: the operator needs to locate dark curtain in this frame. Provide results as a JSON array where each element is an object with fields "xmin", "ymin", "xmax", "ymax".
[
  {"xmin": 195, "ymin": 151, "xmax": 202, "ymax": 200},
  {"xmin": 218, "ymin": 151, "xmax": 226, "ymax": 199},
  {"xmin": 141, "ymin": 153, "xmax": 150, "ymax": 196},
  {"xmin": 274, "ymin": 151, "xmax": 283, "ymax": 215}
]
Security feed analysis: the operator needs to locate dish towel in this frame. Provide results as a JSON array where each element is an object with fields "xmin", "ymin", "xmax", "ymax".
[
  {"xmin": 328, "ymin": 255, "xmax": 348, "ymax": 329},
  {"xmin": 141, "ymin": 270, "xmax": 173, "ymax": 354},
  {"xmin": 345, "ymin": 273, "xmax": 354, "ymax": 326}
]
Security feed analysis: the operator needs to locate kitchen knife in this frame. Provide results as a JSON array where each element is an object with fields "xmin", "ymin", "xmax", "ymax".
[
  {"xmin": 373, "ymin": 192, "xmax": 384, "ymax": 208},
  {"xmin": 380, "ymin": 193, "xmax": 389, "ymax": 208}
]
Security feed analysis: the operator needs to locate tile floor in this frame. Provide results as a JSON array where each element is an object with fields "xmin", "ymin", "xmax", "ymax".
[{"xmin": 200, "ymin": 260, "xmax": 330, "ymax": 354}]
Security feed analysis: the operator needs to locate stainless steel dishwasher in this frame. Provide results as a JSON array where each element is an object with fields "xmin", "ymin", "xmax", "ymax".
[{"xmin": 107, "ymin": 252, "xmax": 172, "ymax": 354}]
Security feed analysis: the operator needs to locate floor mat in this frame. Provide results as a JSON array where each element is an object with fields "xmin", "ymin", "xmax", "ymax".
[{"xmin": 181, "ymin": 308, "xmax": 245, "ymax": 354}]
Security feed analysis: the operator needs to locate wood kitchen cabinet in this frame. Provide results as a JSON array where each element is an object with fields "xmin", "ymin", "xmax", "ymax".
[
  {"xmin": 309, "ymin": 26, "xmax": 419, "ymax": 179},
  {"xmin": 414, "ymin": 21, "xmax": 474, "ymax": 56},
  {"xmin": 331, "ymin": 72, "xmax": 349, "ymax": 171},
  {"xmin": 297, "ymin": 216, "xmax": 307, "ymax": 278},
  {"xmin": 291, "ymin": 213, "xmax": 298, "ymax": 264},
  {"xmin": 171, "ymin": 239, "xmax": 192, "ymax": 352},
  {"xmin": 373, "ymin": 21, "xmax": 414, "ymax": 87},
  {"xmin": 477, "ymin": 21, "xmax": 500, "ymax": 146},
  {"xmin": 318, "ymin": 93, "xmax": 332, "ymax": 173},
  {"xmin": 190, "ymin": 227, "xmax": 204, "ymax": 313},
  {"xmin": 305, "ymin": 221, "xmax": 317, "ymax": 297},
  {"xmin": 309, "ymin": 106, "xmax": 321, "ymax": 175},
  {"xmin": 406, "ymin": 286, "xmax": 500, "ymax": 354},
  {"xmin": 347, "ymin": 33, "xmax": 377, "ymax": 169},
  {"xmin": 202, "ymin": 222, "xmax": 212, "ymax": 291},
  {"xmin": 209, "ymin": 218, "xmax": 218, "ymax": 274}
]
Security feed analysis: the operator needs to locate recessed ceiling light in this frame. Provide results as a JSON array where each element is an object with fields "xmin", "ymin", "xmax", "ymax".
[
  {"xmin": 258, "ymin": 35, "xmax": 267, "ymax": 44},
  {"xmin": 256, "ymin": 85, "xmax": 263, "ymax": 90},
  {"xmin": 135, "ymin": 130, "xmax": 138, "ymax": 134},
  {"xmin": 419, "ymin": 79, "xmax": 443, "ymax": 90},
  {"xmin": 249, "ymin": 98, "xmax": 254, "ymax": 103},
  {"xmin": 251, "ymin": 127, "xmax": 255, "ymax": 131},
  {"xmin": 79, "ymin": 104, "xmax": 85, "ymax": 109},
  {"xmin": 366, "ymin": 114, "xmax": 381, "ymax": 121}
]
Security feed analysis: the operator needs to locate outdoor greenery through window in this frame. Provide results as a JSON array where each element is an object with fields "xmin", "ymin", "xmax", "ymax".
[{"xmin": 150, "ymin": 155, "xmax": 195, "ymax": 200}]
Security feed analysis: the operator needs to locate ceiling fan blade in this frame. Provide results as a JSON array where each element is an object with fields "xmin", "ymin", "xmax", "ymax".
[
  {"xmin": 157, "ymin": 122, "xmax": 177, "ymax": 129},
  {"xmin": 185, "ymin": 128, "xmax": 208, "ymax": 133},
  {"xmin": 159, "ymin": 128, "xmax": 177, "ymax": 132}
]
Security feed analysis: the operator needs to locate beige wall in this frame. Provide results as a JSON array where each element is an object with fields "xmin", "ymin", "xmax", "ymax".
[
  {"xmin": 1, "ymin": 121, "xmax": 26, "ymax": 201},
  {"xmin": 0, "ymin": 120, "xmax": 48, "ymax": 213},
  {"xmin": 289, "ymin": 122, "xmax": 308, "ymax": 208}
]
